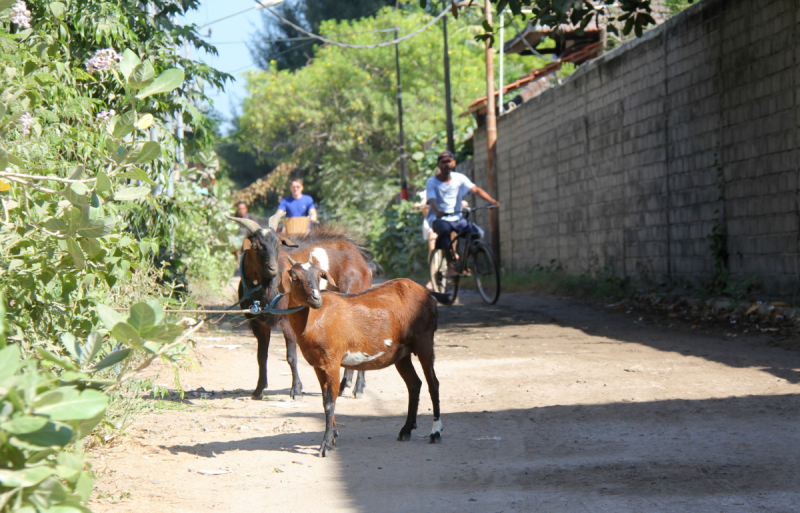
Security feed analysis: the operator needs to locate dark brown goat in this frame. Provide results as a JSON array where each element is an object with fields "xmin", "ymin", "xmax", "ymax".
[
  {"xmin": 229, "ymin": 214, "xmax": 379, "ymax": 400},
  {"xmin": 278, "ymin": 256, "xmax": 442, "ymax": 457}
]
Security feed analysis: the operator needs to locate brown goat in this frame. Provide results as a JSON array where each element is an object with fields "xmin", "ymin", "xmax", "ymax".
[
  {"xmin": 229, "ymin": 215, "xmax": 379, "ymax": 400},
  {"xmin": 278, "ymin": 255, "xmax": 442, "ymax": 457}
]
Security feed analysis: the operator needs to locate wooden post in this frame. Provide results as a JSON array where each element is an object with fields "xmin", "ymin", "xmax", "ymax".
[
  {"xmin": 443, "ymin": 15, "xmax": 455, "ymax": 154},
  {"xmin": 394, "ymin": 27, "xmax": 408, "ymax": 201},
  {"xmin": 484, "ymin": 0, "xmax": 500, "ymax": 262}
]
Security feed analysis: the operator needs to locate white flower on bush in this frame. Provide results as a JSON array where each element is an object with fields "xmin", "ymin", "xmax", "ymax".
[
  {"xmin": 19, "ymin": 112, "xmax": 33, "ymax": 135},
  {"xmin": 85, "ymin": 48, "xmax": 122, "ymax": 73},
  {"xmin": 96, "ymin": 109, "xmax": 116, "ymax": 121},
  {"xmin": 11, "ymin": 1, "xmax": 31, "ymax": 29}
]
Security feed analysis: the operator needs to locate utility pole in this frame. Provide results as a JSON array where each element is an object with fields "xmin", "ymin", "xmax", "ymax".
[
  {"xmin": 394, "ymin": 27, "xmax": 408, "ymax": 201},
  {"xmin": 484, "ymin": 0, "xmax": 500, "ymax": 261},
  {"xmin": 442, "ymin": 14, "xmax": 454, "ymax": 154}
]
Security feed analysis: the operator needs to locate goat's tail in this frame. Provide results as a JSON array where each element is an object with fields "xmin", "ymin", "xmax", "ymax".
[{"xmin": 359, "ymin": 246, "xmax": 384, "ymax": 277}]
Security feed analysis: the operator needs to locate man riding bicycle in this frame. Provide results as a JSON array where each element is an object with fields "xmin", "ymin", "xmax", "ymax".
[{"xmin": 426, "ymin": 150, "xmax": 499, "ymax": 277}]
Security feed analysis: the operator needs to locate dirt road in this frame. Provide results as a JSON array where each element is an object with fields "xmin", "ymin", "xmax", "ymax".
[{"xmin": 92, "ymin": 288, "xmax": 800, "ymax": 512}]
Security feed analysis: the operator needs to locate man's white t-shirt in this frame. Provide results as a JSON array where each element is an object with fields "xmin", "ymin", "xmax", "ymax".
[{"xmin": 425, "ymin": 172, "xmax": 475, "ymax": 224}]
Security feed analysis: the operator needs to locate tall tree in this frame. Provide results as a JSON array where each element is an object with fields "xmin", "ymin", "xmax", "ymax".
[{"xmin": 250, "ymin": 0, "xmax": 396, "ymax": 71}]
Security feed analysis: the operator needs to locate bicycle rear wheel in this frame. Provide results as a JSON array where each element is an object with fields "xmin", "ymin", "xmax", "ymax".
[
  {"xmin": 469, "ymin": 242, "xmax": 500, "ymax": 304},
  {"xmin": 429, "ymin": 248, "xmax": 459, "ymax": 304}
]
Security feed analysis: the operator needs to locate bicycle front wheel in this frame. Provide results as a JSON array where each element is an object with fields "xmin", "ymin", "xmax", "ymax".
[
  {"xmin": 429, "ymin": 248, "xmax": 459, "ymax": 304},
  {"xmin": 469, "ymin": 242, "xmax": 500, "ymax": 304}
]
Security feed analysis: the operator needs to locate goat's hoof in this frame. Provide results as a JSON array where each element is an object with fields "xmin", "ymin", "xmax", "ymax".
[
  {"xmin": 250, "ymin": 391, "xmax": 263, "ymax": 401},
  {"xmin": 289, "ymin": 388, "xmax": 303, "ymax": 400},
  {"xmin": 319, "ymin": 442, "xmax": 335, "ymax": 457},
  {"xmin": 397, "ymin": 432, "xmax": 412, "ymax": 442},
  {"xmin": 353, "ymin": 391, "xmax": 364, "ymax": 399},
  {"xmin": 430, "ymin": 432, "xmax": 442, "ymax": 444}
]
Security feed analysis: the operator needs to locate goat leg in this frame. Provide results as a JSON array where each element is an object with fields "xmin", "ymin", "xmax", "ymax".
[
  {"xmin": 338, "ymin": 369, "xmax": 354, "ymax": 397},
  {"xmin": 250, "ymin": 321, "xmax": 273, "ymax": 400},
  {"xmin": 394, "ymin": 355, "xmax": 422, "ymax": 442},
  {"xmin": 314, "ymin": 367, "xmax": 340, "ymax": 457},
  {"xmin": 280, "ymin": 318, "xmax": 304, "ymax": 399},
  {"xmin": 353, "ymin": 371, "xmax": 367, "ymax": 399}
]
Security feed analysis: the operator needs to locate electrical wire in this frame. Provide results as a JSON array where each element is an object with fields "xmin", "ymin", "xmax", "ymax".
[{"xmin": 258, "ymin": 1, "xmax": 450, "ymax": 49}]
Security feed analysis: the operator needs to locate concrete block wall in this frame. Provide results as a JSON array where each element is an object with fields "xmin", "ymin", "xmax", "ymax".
[{"xmin": 467, "ymin": 0, "xmax": 800, "ymax": 295}]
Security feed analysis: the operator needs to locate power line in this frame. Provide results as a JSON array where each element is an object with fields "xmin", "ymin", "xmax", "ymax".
[{"xmin": 257, "ymin": 1, "xmax": 450, "ymax": 49}]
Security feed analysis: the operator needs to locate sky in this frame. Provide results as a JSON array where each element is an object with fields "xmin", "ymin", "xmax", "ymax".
[{"xmin": 178, "ymin": 1, "xmax": 278, "ymax": 132}]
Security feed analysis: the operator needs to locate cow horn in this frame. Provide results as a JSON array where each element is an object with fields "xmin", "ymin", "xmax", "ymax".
[
  {"xmin": 287, "ymin": 256, "xmax": 297, "ymax": 266},
  {"xmin": 225, "ymin": 214, "xmax": 262, "ymax": 235},
  {"xmin": 268, "ymin": 210, "xmax": 285, "ymax": 231}
]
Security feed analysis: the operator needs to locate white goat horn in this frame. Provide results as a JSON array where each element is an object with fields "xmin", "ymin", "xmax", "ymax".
[
  {"xmin": 287, "ymin": 256, "xmax": 297, "ymax": 266},
  {"xmin": 225, "ymin": 214, "xmax": 262, "ymax": 235},
  {"xmin": 308, "ymin": 254, "xmax": 314, "ymax": 264},
  {"xmin": 268, "ymin": 210, "xmax": 285, "ymax": 231}
]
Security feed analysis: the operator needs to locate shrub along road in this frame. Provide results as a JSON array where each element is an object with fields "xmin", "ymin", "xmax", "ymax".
[{"xmin": 91, "ymin": 287, "xmax": 800, "ymax": 512}]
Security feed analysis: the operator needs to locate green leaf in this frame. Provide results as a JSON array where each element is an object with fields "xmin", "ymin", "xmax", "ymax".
[
  {"xmin": 34, "ymin": 388, "xmax": 108, "ymax": 421},
  {"xmin": 60, "ymin": 332, "xmax": 79, "ymax": 361},
  {"xmin": 113, "ymin": 185, "xmax": 151, "ymax": 201},
  {"xmin": 63, "ymin": 182, "xmax": 89, "ymax": 206},
  {"xmin": 36, "ymin": 347, "xmax": 78, "ymax": 370},
  {"xmin": 119, "ymin": 167, "xmax": 156, "ymax": 185},
  {"xmin": 95, "ymin": 170, "xmax": 111, "ymax": 192},
  {"xmin": 139, "ymin": 323, "xmax": 184, "ymax": 344},
  {"xmin": 111, "ymin": 322, "xmax": 143, "ymax": 349},
  {"xmin": 0, "ymin": 148, "xmax": 7, "ymax": 170},
  {"xmin": 0, "ymin": 467, "xmax": 56, "ymax": 487},
  {"xmin": 79, "ymin": 237, "xmax": 102, "ymax": 259},
  {"xmin": 0, "ymin": 347, "xmax": 18, "ymax": 384},
  {"xmin": 147, "ymin": 299, "xmax": 164, "ymax": 325},
  {"xmin": 0, "ymin": 0, "xmax": 15, "ymax": 9},
  {"xmin": 119, "ymin": 49, "xmax": 141, "ymax": 80},
  {"xmin": 111, "ymin": 110, "xmax": 137, "ymax": 138},
  {"xmin": 87, "ymin": 348, "xmax": 131, "ymax": 372},
  {"xmin": 129, "ymin": 141, "xmax": 161, "ymax": 165},
  {"xmin": 0, "ymin": 415, "xmax": 49, "ymax": 434},
  {"xmin": 75, "ymin": 471, "xmax": 94, "ymax": 502},
  {"xmin": 128, "ymin": 302, "xmax": 156, "ymax": 332},
  {"xmin": 48, "ymin": 1, "xmax": 66, "ymax": 17},
  {"xmin": 68, "ymin": 164, "xmax": 84, "ymax": 180},
  {"xmin": 77, "ymin": 217, "xmax": 114, "ymax": 238},
  {"xmin": 95, "ymin": 304, "xmax": 124, "ymax": 331},
  {"xmin": 14, "ymin": 421, "xmax": 73, "ymax": 448},
  {"xmin": 66, "ymin": 237, "xmax": 85, "ymax": 270},
  {"xmin": 135, "ymin": 69, "xmax": 185, "ymax": 99},
  {"xmin": 128, "ymin": 61, "xmax": 156, "ymax": 90},
  {"xmin": 81, "ymin": 331, "xmax": 103, "ymax": 366},
  {"xmin": 6, "ymin": 151, "xmax": 24, "ymax": 166}
]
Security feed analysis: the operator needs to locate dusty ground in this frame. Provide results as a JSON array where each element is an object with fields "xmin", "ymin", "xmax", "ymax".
[{"xmin": 91, "ymin": 286, "xmax": 800, "ymax": 512}]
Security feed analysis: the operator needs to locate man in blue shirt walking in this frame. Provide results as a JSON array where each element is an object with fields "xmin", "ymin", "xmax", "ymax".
[
  {"xmin": 426, "ymin": 151, "xmax": 499, "ymax": 276},
  {"xmin": 277, "ymin": 178, "xmax": 317, "ymax": 226}
]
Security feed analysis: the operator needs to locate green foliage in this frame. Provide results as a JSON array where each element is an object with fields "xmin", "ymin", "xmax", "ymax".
[
  {"xmin": 251, "ymin": 0, "xmax": 395, "ymax": 72},
  {"xmin": 476, "ymin": 0, "xmax": 677, "ymax": 40},
  {"xmin": 369, "ymin": 200, "xmax": 428, "ymax": 278},
  {"xmin": 237, "ymin": 3, "xmax": 543, "ymax": 221},
  {"xmin": 0, "ymin": 3, "xmax": 231, "ymax": 510},
  {"xmin": 0, "ymin": 298, "xmax": 190, "ymax": 513}
]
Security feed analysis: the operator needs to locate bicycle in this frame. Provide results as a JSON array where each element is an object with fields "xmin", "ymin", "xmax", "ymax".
[{"xmin": 428, "ymin": 205, "xmax": 500, "ymax": 305}]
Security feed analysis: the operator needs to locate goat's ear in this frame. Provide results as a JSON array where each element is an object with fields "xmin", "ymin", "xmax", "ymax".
[
  {"xmin": 277, "ymin": 271, "xmax": 293, "ymax": 295},
  {"xmin": 241, "ymin": 238, "xmax": 252, "ymax": 251},
  {"xmin": 320, "ymin": 270, "xmax": 338, "ymax": 290},
  {"xmin": 279, "ymin": 235, "xmax": 298, "ymax": 248}
]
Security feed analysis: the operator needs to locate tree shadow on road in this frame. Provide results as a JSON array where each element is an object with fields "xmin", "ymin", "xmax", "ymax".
[{"xmin": 439, "ymin": 291, "xmax": 800, "ymax": 384}]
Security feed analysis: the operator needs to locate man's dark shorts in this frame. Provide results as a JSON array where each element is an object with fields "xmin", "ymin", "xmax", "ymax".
[{"xmin": 431, "ymin": 218, "xmax": 469, "ymax": 251}]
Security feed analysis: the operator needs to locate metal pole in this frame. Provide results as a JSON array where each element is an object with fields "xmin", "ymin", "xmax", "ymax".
[
  {"xmin": 442, "ymin": 14, "xmax": 455, "ymax": 154},
  {"xmin": 498, "ymin": 9, "xmax": 504, "ymax": 116},
  {"xmin": 394, "ymin": 27, "xmax": 408, "ymax": 201},
  {"xmin": 484, "ymin": 0, "xmax": 500, "ymax": 261}
]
